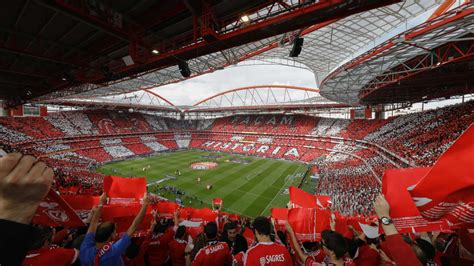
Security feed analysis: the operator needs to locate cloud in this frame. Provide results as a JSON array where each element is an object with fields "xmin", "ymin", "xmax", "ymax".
[{"xmin": 150, "ymin": 65, "xmax": 317, "ymax": 106}]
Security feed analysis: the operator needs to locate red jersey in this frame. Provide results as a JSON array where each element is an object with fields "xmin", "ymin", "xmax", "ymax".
[
  {"xmin": 168, "ymin": 238, "xmax": 187, "ymax": 266},
  {"xmin": 304, "ymin": 248, "xmax": 326, "ymax": 265},
  {"xmin": 124, "ymin": 233, "xmax": 152, "ymax": 266},
  {"xmin": 354, "ymin": 245, "xmax": 379, "ymax": 266},
  {"xmin": 22, "ymin": 246, "xmax": 77, "ymax": 266},
  {"xmin": 243, "ymin": 242, "xmax": 293, "ymax": 266},
  {"xmin": 147, "ymin": 229, "xmax": 174, "ymax": 265},
  {"xmin": 192, "ymin": 240, "xmax": 232, "ymax": 266},
  {"xmin": 305, "ymin": 256, "xmax": 355, "ymax": 266}
]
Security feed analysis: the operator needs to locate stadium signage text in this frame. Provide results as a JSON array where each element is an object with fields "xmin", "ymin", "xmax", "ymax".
[
  {"xmin": 201, "ymin": 141, "xmax": 300, "ymax": 158},
  {"xmin": 231, "ymin": 115, "xmax": 294, "ymax": 126}
]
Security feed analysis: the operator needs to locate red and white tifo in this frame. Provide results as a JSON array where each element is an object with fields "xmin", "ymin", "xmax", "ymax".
[{"xmin": 190, "ymin": 162, "xmax": 219, "ymax": 170}]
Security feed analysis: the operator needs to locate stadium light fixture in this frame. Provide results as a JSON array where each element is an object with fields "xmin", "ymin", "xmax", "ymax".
[
  {"xmin": 152, "ymin": 49, "xmax": 159, "ymax": 54},
  {"xmin": 240, "ymin": 15, "xmax": 250, "ymax": 23}
]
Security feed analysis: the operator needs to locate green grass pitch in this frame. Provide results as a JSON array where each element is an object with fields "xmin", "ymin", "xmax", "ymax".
[{"xmin": 97, "ymin": 150, "xmax": 309, "ymax": 218}]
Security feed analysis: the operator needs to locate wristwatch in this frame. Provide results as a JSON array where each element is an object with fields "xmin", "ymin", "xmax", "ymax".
[{"xmin": 379, "ymin": 216, "xmax": 393, "ymax": 225}]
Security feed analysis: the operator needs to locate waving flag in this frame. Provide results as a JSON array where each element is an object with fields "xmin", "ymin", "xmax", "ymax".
[
  {"xmin": 62, "ymin": 195, "xmax": 99, "ymax": 221},
  {"xmin": 408, "ymin": 125, "xmax": 474, "ymax": 227},
  {"xmin": 383, "ymin": 167, "xmax": 448, "ymax": 233},
  {"xmin": 102, "ymin": 204, "xmax": 144, "ymax": 220},
  {"xmin": 289, "ymin": 186, "xmax": 331, "ymax": 209},
  {"xmin": 155, "ymin": 201, "xmax": 179, "ymax": 218},
  {"xmin": 32, "ymin": 190, "xmax": 85, "ymax": 227},
  {"xmin": 190, "ymin": 208, "xmax": 218, "ymax": 223},
  {"xmin": 287, "ymin": 208, "xmax": 330, "ymax": 241},
  {"xmin": 271, "ymin": 208, "xmax": 288, "ymax": 231},
  {"xmin": 243, "ymin": 227, "xmax": 255, "ymax": 246},
  {"xmin": 212, "ymin": 198, "xmax": 223, "ymax": 205},
  {"xmin": 103, "ymin": 175, "xmax": 146, "ymax": 205},
  {"xmin": 114, "ymin": 214, "xmax": 153, "ymax": 237}
]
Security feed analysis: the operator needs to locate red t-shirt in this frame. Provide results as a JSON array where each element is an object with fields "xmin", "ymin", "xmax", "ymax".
[
  {"xmin": 22, "ymin": 246, "xmax": 77, "ymax": 266},
  {"xmin": 304, "ymin": 248, "xmax": 326, "ymax": 265},
  {"xmin": 243, "ymin": 242, "xmax": 293, "ymax": 266},
  {"xmin": 168, "ymin": 238, "xmax": 187, "ymax": 266},
  {"xmin": 147, "ymin": 229, "xmax": 175, "ymax": 265},
  {"xmin": 354, "ymin": 245, "xmax": 379, "ymax": 266},
  {"xmin": 192, "ymin": 240, "xmax": 232, "ymax": 266},
  {"xmin": 124, "ymin": 233, "xmax": 152, "ymax": 266}
]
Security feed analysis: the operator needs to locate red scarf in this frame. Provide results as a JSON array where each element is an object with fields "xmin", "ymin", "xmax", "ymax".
[{"xmin": 93, "ymin": 242, "xmax": 113, "ymax": 266}]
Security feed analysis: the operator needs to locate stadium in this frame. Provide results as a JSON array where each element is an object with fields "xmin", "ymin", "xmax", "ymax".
[{"xmin": 0, "ymin": 1, "xmax": 473, "ymax": 265}]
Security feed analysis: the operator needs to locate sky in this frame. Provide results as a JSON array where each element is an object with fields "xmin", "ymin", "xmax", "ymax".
[{"xmin": 150, "ymin": 64, "xmax": 317, "ymax": 107}]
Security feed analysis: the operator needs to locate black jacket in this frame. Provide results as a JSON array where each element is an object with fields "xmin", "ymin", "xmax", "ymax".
[{"xmin": 0, "ymin": 219, "xmax": 39, "ymax": 266}]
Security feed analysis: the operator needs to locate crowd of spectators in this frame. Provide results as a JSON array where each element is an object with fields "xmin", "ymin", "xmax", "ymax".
[
  {"xmin": 0, "ymin": 102, "xmax": 472, "ymax": 217},
  {"xmin": 2, "ymin": 152, "xmax": 473, "ymax": 266}
]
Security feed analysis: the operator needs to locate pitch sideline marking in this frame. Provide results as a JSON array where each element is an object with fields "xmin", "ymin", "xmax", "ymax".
[{"xmin": 259, "ymin": 164, "xmax": 306, "ymax": 216}]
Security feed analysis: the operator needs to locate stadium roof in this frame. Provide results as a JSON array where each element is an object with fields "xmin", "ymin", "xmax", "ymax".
[
  {"xmin": 61, "ymin": 0, "xmax": 440, "ymax": 103},
  {"xmin": 0, "ymin": 0, "xmax": 399, "ymax": 105},
  {"xmin": 42, "ymin": 85, "xmax": 349, "ymax": 113},
  {"xmin": 321, "ymin": 2, "xmax": 474, "ymax": 105},
  {"xmin": 57, "ymin": 0, "xmax": 444, "ymax": 107}
]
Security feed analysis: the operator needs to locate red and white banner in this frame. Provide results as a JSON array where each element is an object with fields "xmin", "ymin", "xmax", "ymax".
[
  {"xmin": 271, "ymin": 208, "xmax": 288, "ymax": 231},
  {"xmin": 287, "ymin": 208, "xmax": 330, "ymax": 241},
  {"xmin": 155, "ymin": 201, "xmax": 179, "ymax": 218},
  {"xmin": 114, "ymin": 214, "xmax": 153, "ymax": 237},
  {"xmin": 62, "ymin": 195, "xmax": 99, "ymax": 221},
  {"xmin": 212, "ymin": 198, "xmax": 223, "ymax": 206},
  {"xmin": 103, "ymin": 175, "xmax": 146, "ymax": 205},
  {"xmin": 228, "ymin": 213, "xmax": 241, "ymax": 221},
  {"xmin": 32, "ymin": 190, "xmax": 85, "ymax": 227},
  {"xmin": 178, "ymin": 207, "xmax": 193, "ymax": 221},
  {"xmin": 408, "ymin": 125, "xmax": 474, "ymax": 227},
  {"xmin": 101, "ymin": 204, "xmax": 147, "ymax": 220},
  {"xmin": 383, "ymin": 167, "xmax": 449, "ymax": 233},
  {"xmin": 289, "ymin": 186, "xmax": 331, "ymax": 209},
  {"xmin": 190, "ymin": 208, "xmax": 218, "ymax": 223}
]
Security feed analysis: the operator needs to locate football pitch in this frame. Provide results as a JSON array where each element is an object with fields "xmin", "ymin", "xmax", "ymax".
[{"xmin": 97, "ymin": 150, "xmax": 309, "ymax": 218}]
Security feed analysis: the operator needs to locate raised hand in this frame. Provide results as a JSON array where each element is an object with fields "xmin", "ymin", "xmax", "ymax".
[
  {"xmin": 0, "ymin": 153, "xmax": 54, "ymax": 224},
  {"xmin": 374, "ymin": 194, "xmax": 390, "ymax": 218}
]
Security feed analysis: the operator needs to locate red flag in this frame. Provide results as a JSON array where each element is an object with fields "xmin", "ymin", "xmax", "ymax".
[
  {"xmin": 179, "ymin": 207, "xmax": 193, "ymax": 221},
  {"xmin": 32, "ymin": 190, "xmax": 85, "ymax": 227},
  {"xmin": 187, "ymin": 225, "xmax": 204, "ymax": 239},
  {"xmin": 289, "ymin": 186, "xmax": 330, "ymax": 209},
  {"xmin": 114, "ymin": 214, "xmax": 153, "ymax": 237},
  {"xmin": 333, "ymin": 212, "xmax": 353, "ymax": 239},
  {"xmin": 242, "ymin": 227, "xmax": 255, "ymax": 246},
  {"xmin": 155, "ymin": 201, "xmax": 179, "ymax": 218},
  {"xmin": 190, "ymin": 208, "xmax": 218, "ymax": 223},
  {"xmin": 103, "ymin": 175, "xmax": 146, "ymax": 205},
  {"xmin": 228, "ymin": 213, "xmax": 241, "ymax": 221},
  {"xmin": 213, "ymin": 198, "xmax": 223, "ymax": 205},
  {"xmin": 383, "ymin": 167, "xmax": 448, "ymax": 233},
  {"xmin": 62, "ymin": 195, "xmax": 99, "ymax": 221},
  {"xmin": 409, "ymin": 125, "xmax": 474, "ymax": 227},
  {"xmin": 102, "ymin": 204, "xmax": 151, "ymax": 220},
  {"xmin": 271, "ymin": 208, "xmax": 288, "ymax": 231},
  {"xmin": 287, "ymin": 208, "xmax": 330, "ymax": 241}
]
